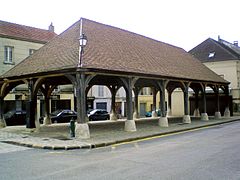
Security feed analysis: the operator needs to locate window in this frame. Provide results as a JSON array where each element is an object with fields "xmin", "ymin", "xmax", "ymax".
[
  {"xmin": 4, "ymin": 46, "xmax": 14, "ymax": 63},
  {"xmin": 96, "ymin": 102, "xmax": 107, "ymax": 110},
  {"xmin": 146, "ymin": 87, "xmax": 153, "ymax": 95},
  {"xmin": 219, "ymin": 74, "xmax": 224, "ymax": 79},
  {"xmin": 140, "ymin": 87, "xmax": 147, "ymax": 95},
  {"xmin": 208, "ymin": 52, "xmax": 215, "ymax": 59},
  {"xmin": 149, "ymin": 88, "xmax": 153, "ymax": 95},
  {"xmin": 98, "ymin": 86, "xmax": 104, "ymax": 97},
  {"xmin": 29, "ymin": 49, "xmax": 36, "ymax": 55}
]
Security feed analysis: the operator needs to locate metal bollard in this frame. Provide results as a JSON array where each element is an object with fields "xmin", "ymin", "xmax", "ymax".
[{"xmin": 70, "ymin": 119, "xmax": 75, "ymax": 137}]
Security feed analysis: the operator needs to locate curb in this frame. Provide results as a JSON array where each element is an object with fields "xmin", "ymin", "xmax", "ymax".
[
  {"xmin": 90, "ymin": 118, "xmax": 240, "ymax": 148},
  {"xmin": 1, "ymin": 118, "xmax": 240, "ymax": 150}
]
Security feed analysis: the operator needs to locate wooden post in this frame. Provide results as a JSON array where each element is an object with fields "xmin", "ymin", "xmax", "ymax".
[
  {"xmin": 0, "ymin": 97, "xmax": 6, "ymax": 127},
  {"xmin": 126, "ymin": 78, "xmax": 133, "ymax": 120},
  {"xmin": 152, "ymin": 87, "xmax": 157, "ymax": 117},
  {"xmin": 183, "ymin": 82, "xmax": 191, "ymax": 123},
  {"xmin": 26, "ymin": 79, "xmax": 35, "ymax": 128},
  {"xmin": 201, "ymin": 84, "xmax": 209, "ymax": 121},
  {"xmin": 157, "ymin": 80, "xmax": 169, "ymax": 127},
  {"xmin": 133, "ymin": 87, "xmax": 139, "ymax": 119}
]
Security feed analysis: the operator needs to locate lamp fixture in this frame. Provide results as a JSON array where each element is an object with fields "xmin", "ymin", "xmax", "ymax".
[
  {"xmin": 79, "ymin": 33, "xmax": 87, "ymax": 47},
  {"xmin": 78, "ymin": 33, "xmax": 88, "ymax": 67}
]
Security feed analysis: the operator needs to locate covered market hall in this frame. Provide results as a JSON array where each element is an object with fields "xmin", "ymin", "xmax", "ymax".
[{"xmin": 0, "ymin": 18, "xmax": 230, "ymax": 138}]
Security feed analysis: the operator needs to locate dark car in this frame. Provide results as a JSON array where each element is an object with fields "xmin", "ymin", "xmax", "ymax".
[
  {"xmin": 40, "ymin": 109, "xmax": 77, "ymax": 123},
  {"xmin": 87, "ymin": 109, "xmax": 110, "ymax": 121},
  {"xmin": 4, "ymin": 110, "xmax": 26, "ymax": 126}
]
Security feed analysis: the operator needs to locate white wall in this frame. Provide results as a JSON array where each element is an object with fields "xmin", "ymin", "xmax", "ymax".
[
  {"xmin": 0, "ymin": 37, "xmax": 44, "ymax": 75},
  {"xmin": 171, "ymin": 89, "xmax": 184, "ymax": 116},
  {"xmin": 204, "ymin": 60, "xmax": 238, "ymax": 89}
]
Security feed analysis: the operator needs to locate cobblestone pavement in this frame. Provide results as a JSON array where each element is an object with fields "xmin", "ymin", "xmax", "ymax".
[{"xmin": 0, "ymin": 116, "xmax": 239, "ymax": 150}]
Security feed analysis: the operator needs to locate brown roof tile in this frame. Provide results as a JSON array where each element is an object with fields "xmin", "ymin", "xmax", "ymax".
[
  {"xmin": 0, "ymin": 20, "xmax": 57, "ymax": 43},
  {"xmin": 1, "ymin": 18, "xmax": 228, "ymax": 84}
]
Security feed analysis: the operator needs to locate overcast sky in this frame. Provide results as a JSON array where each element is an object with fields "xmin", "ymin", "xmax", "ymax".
[{"xmin": 1, "ymin": 0, "xmax": 239, "ymax": 51}]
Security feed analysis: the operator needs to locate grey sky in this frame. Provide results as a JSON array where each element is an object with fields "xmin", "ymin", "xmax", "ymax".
[{"xmin": 1, "ymin": 0, "xmax": 239, "ymax": 51}]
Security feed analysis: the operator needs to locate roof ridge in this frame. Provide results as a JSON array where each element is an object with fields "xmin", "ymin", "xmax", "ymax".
[
  {"xmin": 0, "ymin": 19, "xmax": 57, "ymax": 44},
  {"xmin": 211, "ymin": 38, "xmax": 240, "ymax": 59},
  {"xmin": 188, "ymin": 37, "xmax": 212, "ymax": 53},
  {"xmin": 0, "ymin": 19, "xmax": 55, "ymax": 33},
  {"xmin": 81, "ymin": 18, "xmax": 183, "ymax": 51}
]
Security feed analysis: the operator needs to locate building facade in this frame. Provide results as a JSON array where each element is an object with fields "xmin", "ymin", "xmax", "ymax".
[
  {"xmin": 90, "ymin": 86, "xmax": 156, "ymax": 118},
  {"xmin": 0, "ymin": 20, "xmax": 56, "ymax": 114},
  {"xmin": 189, "ymin": 36, "xmax": 240, "ymax": 112}
]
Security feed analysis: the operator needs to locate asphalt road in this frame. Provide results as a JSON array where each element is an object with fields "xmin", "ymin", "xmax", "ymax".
[{"xmin": 0, "ymin": 121, "xmax": 240, "ymax": 180}]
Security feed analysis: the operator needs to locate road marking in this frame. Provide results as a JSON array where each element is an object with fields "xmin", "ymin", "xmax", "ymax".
[{"xmin": 47, "ymin": 151, "xmax": 64, "ymax": 154}]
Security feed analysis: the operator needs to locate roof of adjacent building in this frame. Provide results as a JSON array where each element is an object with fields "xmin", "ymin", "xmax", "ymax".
[
  {"xmin": 189, "ymin": 37, "xmax": 240, "ymax": 62},
  {"xmin": 0, "ymin": 20, "xmax": 57, "ymax": 43},
  {"xmin": 1, "ymin": 18, "xmax": 228, "ymax": 84}
]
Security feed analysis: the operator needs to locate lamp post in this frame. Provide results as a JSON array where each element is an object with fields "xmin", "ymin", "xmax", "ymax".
[{"xmin": 78, "ymin": 33, "xmax": 88, "ymax": 67}]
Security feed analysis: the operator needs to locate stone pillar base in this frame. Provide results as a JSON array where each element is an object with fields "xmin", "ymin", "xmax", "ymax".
[
  {"xmin": 224, "ymin": 107, "xmax": 230, "ymax": 118},
  {"xmin": 158, "ymin": 117, "xmax": 169, "ymax": 127},
  {"xmin": 0, "ymin": 119, "xmax": 6, "ymax": 128},
  {"xmin": 75, "ymin": 123, "xmax": 90, "ymax": 139},
  {"xmin": 193, "ymin": 108, "xmax": 200, "ymax": 117},
  {"xmin": 152, "ymin": 111, "xmax": 158, "ymax": 118},
  {"xmin": 183, "ymin": 115, "xmax": 191, "ymax": 124},
  {"xmin": 201, "ymin": 113, "xmax": 209, "ymax": 121},
  {"xmin": 124, "ymin": 120, "xmax": 137, "ymax": 132},
  {"xmin": 110, "ymin": 113, "xmax": 118, "ymax": 121},
  {"xmin": 35, "ymin": 115, "xmax": 40, "ymax": 131},
  {"xmin": 215, "ymin": 112, "xmax": 221, "ymax": 119},
  {"xmin": 133, "ymin": 112, "xmax": 139, "ymax": 119},
  {"xmin": 43, "ymin": 116, "xmax": 51, "ymax": 125}
]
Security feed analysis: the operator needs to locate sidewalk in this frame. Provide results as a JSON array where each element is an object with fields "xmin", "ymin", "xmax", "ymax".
[{"xmin": 0, "ymin": 116, "xmax": 239, "ymax": 150}]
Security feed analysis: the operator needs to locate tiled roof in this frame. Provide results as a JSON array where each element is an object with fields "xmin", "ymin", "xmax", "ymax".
[
  {"xmin": 1, "ymin": 18, "xmax": 228, "ymax": 84},
  {"xmin": 0, "ymin": 20, "xmax": 57, "ymax": 43},
  {"xmin": 189, "ymin": 38, "xmax": 240, "ymax": 62}
]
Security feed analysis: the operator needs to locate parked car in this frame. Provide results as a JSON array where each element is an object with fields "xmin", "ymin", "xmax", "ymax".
[
  {"xmin": 87, "ymin": 109, "xmax": 110, "ymax": 121},
  {"xmin": 39, "ymin": 109, "xmax": 77, "ymax": 123},
  {"xmin": 145, "ymin": 109, "xmax": 161, "ymax": 117},
  {"xmin": 4, "ymin": 110, "xmax": 26, "ymax": 126}
]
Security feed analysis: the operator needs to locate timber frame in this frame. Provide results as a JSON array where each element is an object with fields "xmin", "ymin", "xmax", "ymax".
[
  {"xmin": 0, "ymin": 18, "xmax": 230, "ymax": 138},
  {"xmin": 0, "ymin": 67, "xmax": 230, "ymax": 138}
]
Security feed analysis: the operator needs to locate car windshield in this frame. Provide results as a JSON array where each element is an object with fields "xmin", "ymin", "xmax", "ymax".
[
  {"xmin": 50, "ymin": 110, "xmax": 63, "ymax": 116},
  {"xmin": 89, "ymin": 109, "xmax": 108, "ymax": 115},
  {"xmin": 89, "ymin": 110, "xmax": 98, "ymax": 115},
  {"xmin": 62, "ymin": 111, "xmax": 76, "ymax": 115},
  {"xmin": 4, "ymin": 110, "xmax": 15, "ymax": 118}
]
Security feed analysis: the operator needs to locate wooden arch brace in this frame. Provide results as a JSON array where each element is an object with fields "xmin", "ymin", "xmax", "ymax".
[
  {"xmin": 120, "ymin": 77, "xmax": 137, "ymax": 120},
  {"xmin": 65, "ymin": 73, "xmax": 95, "ymax": 123}
]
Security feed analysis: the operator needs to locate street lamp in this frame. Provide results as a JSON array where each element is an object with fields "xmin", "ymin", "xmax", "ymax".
[{"xmin": 78, "ymin": 33, "xmax": 88, "ymax": 67}]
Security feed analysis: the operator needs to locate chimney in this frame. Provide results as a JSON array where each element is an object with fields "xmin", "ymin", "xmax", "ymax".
[
  {"xmin": 233, "ymin": 41, "xmax": 238, "ymax": 47},
  {"xmin": 48, "ymin": 22, "xmax": 54, "ymax": 32}
]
